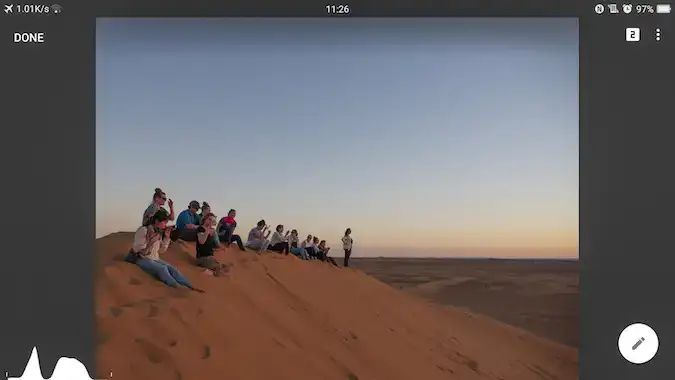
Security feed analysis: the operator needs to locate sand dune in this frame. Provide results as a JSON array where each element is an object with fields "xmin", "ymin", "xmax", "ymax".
[
  {"xmin": 95, "ymin": 232, "xmax": 578, "ymax": 380},
  {"xmin": 350, "ymin": 258, "xmax": 579, "ymax": 348}
]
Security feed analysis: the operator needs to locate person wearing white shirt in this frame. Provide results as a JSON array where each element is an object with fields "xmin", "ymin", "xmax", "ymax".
[
  {"xmin": 246, "ymin": 220, "xmax": 271, "ymax": 252},
  {"xmin": 310, "ymin": 236, "xmax": 323, "ymax": 261},
  {"xmin": 341, "ymin": 228, "xmax": 354, "ymax": 267},
  {"xmin": 300, "ymin": 234, "xmax": 317, "ymax": 259},
  {"xmin": 125, "ymin": 209, "xmax": 204, "ymax": 292},
  {"xmin": 268, "ymin": 225, "xmax": 291, "ymax": 255}
]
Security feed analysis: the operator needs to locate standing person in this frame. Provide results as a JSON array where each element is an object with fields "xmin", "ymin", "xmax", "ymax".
[
  {"xmin": 342, "ymin": 228, "xmax": 354, "ymax": 267},
  {"xmin": 288, "ymin": 230, "xmax": 309, "ymax": 260},
  {"xmin": 216, "ymin": 209, "xmax": 245, "ymax": 251},
  {"xmin": 268, "ymin": 225, "xmax": 291, "ymax": 255},
  {"xmin": 172, "ymin": 200, "xmax": 201, "ymax": 241},
  {"xmin": 142, "ymin": 188, "xmax": 175, "ymax": 227},
  {"xmin": 125, "ymin": 209, "xmax": 204, "ymax": 292},
  {"xmin": 195, "ymin": 213, "xmax": 227, "ymax": 276},
  {"xmin": 246, "ymin": 220, "xmax": 271, "ymax": 252}
]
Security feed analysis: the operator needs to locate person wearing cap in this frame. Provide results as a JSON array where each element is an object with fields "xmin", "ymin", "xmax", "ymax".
[
  {"xmin": 125, "ymin": 209, "xmax": 204, "ymax": 292},
  {"xmin": 172, "ymin": 200, "xmax": 202, "ymax": 242}
]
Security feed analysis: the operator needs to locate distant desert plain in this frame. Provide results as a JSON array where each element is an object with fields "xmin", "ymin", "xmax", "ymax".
[{"xmin": 350, "ymin": 257, "xmax": 579, "ymax": 348}]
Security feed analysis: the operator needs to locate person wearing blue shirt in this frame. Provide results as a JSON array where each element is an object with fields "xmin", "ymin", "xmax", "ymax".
[{"xmin": 171, "ymin": 200, "xmax": 202, "ymax": 242}]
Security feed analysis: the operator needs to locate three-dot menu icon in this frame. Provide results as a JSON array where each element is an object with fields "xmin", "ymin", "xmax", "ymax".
[{"xmin": 655, "ymin": 28, "xmax": 661, "ymax": 41}]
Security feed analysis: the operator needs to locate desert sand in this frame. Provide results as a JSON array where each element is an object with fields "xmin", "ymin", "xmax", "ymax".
[
  {"xmin": 96, "ymin": 232, "xmax": 578, "ymax": 380},
  {"xmin": 351, "ymin": 257, "xmax": 579, "ymax": 348}
]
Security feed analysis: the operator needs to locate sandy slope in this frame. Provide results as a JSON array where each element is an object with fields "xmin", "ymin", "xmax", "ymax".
[{"xmin": 95, "ymin": 232, "xmax": 578, "ymax": 380}]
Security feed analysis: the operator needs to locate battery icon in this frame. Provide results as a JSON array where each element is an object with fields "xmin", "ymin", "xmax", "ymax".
[{"xmin": 656, "ymin": 4, "xmax": 671, "ymax": 13}]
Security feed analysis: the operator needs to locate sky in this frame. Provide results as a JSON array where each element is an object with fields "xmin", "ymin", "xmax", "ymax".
[{"xmin": 96, "ymin": 18, "xmax": 579, "ymax": 258}]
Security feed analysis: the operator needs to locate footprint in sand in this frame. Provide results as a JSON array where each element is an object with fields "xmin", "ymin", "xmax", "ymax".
[
  {"xmin": 109, "ymin": 307, "xmax": 123, "ymax": 317},
  {"xmin": 329, "ymin": 356, "xmax": 361, "ymax": 380},
  {"xmin": 98, "ymin": 331, "xmax": 111, "ymax": 345},
  {"xmin": 147, "ymin": 304, "xmax": 160, "ymax": 318},
  {"xmin": 202, "ymin": 345, "xmax": 211, "ymax": 359},
  {"xmin": 169, "ymin": 307, "xmax": 190, "ymax": 326},
  {"xmin": 134, "ymin": 338, "xmax": 173, "ymax": 364}
]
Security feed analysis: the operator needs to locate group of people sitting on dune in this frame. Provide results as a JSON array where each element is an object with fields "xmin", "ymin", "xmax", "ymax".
[{"xmin": 124, "ymin": 188, "xmax": 355, "ymax": 292}]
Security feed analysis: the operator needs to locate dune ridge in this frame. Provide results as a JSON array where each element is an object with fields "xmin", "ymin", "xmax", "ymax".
[{"xmin": 95, "ymin": 232, "xmax": 577, "ymax": 380}]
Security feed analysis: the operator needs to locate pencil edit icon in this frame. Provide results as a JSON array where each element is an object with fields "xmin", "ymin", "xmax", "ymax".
[
  {"xmin": 632, "ymin": 337, "xmax": 645, "ymax": 350},
  {"xmin": 6, "ymin": 346, "xmax": 110, "ymax": 380},
  {"xmin": 618, "ymin": 323, "xmax": 659, "ymax": 364}
]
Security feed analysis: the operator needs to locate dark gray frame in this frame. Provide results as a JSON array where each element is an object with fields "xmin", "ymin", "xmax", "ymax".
[
  {"xmin": 0, "ymin": 6, "xmax": 97, "ymax": 379},
  {"xmin": 0, "ymin": 0, "xmax": 673, "ymax": 378},
  {"xmin": 581, "ymin": 13, "xmax": 675, "ymax": 380}
]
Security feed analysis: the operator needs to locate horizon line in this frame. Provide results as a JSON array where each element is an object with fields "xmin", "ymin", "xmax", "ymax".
[{"xmin": 97, "ymin": 232, "xmax": 577, "ymax": 252}]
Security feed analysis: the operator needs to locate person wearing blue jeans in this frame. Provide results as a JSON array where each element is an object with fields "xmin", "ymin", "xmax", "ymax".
[
  {"xmin": 127, "ymin": 208, "xmax": 205, "ymax": 292},
  {"xmin": 288, "ymin": 230, "xmax": 309, "ymax": 260},
  {"xmin": 136, "ymin": 257, "xmax": 195, "ymax": 288},
  {"xmin": 290, "ymin": 247, "xmax": 309, "ymax": 260}
]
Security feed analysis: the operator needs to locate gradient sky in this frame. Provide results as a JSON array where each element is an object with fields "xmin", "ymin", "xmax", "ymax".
[{"xmin": 96, "ymin": 18, "xmax": 579, "ymax": 258}]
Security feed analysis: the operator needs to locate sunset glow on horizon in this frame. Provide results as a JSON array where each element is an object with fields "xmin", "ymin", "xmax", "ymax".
[{"xmin": 96, "ymin": 18, "xmax": 578, "ymax": 257}]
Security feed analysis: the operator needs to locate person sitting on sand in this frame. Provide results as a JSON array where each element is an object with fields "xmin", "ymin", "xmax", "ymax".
[
  {"xmin": 342, "ymin": 228, "xmax": 353, "ymax": 267},
  {"xmin": 311, "ymin": 236, "xmax": 325, "ymax": 261},
  {"xmin": 267, "ymin": 225, "xmax": 291, "ymax": 255},
  {"xmin": 172, "ymin": 200, "xmax": 202, "ymax": 242},
  {"xmin": 246, "ymin": 220, "xmax": 271, "ymax": 252},
  {"xmin": 300, "ymin": 234, "xmax": 316, "ymax": 259},
  {"xmin": 288, "ymin": 229, "xmax": 300, "ymax": 249},
  {"xmin": 198, "ymin": 202, "xmax": 219, "ymax": 245},
  {"xmin": 216, "ymin": 209, "xmax": 245, "ymax": 251},
  {"xmin": 142, "ymin": 188, "xmax": 175, "ymax": 227},
  {"xmin": 198, "ymin": 202, "xmax": 210, "ymax": 219},
  {"xmin": 195, "ymin": 213, "xmax": 227, "ymax": 277},
  {"xmin": 309, "ymin": 236, "xmax": 327, "ymax": 261},
  {"xmin": 288, "ymin": 230, "xmax": 309, "ymax": 260},
  {"xmin": 125, "ymin": 209, "xmax": 204, "ymax": 292},
  {"xmin": 318, "ymin": 240, "xmax": 340, "ymax": 266}
]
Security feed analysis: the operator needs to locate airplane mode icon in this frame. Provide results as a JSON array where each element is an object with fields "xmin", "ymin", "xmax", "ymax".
[{"xmin": 4, "ymin": 4, "xmax": 13, "ymax": 13}]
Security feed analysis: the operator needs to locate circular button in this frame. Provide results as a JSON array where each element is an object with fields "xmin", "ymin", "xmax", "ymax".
[{"xmin": 618, "ymin": 323, "xmax": 659, "ymax": 364}]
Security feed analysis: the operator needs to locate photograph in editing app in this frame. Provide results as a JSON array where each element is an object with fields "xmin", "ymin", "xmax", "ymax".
[{"xmin": 95, "ymin": 18, "xmax": 578, "ymax": 380}]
